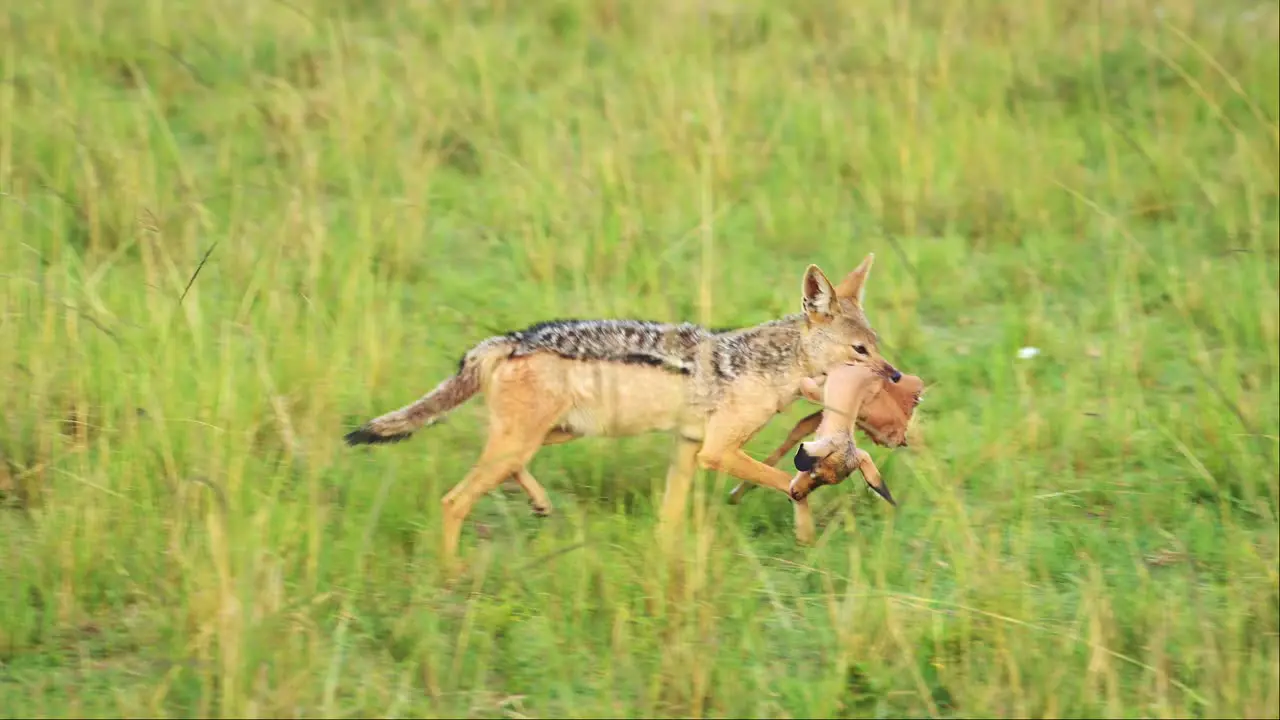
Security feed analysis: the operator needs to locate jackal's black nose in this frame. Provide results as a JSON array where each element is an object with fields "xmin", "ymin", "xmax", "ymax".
[{"xmin": 889, "ymin": 369, "xmax": 903, "ymax": 383}]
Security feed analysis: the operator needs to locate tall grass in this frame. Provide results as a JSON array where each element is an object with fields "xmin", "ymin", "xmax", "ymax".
[{"xmin": 1, "ymin": 0, "xmax": 1277, "ymax": 717}]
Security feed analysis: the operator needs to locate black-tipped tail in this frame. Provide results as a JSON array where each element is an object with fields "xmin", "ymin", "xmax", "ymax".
[
  {"xmin": 344, "ymin": 426, "xmax": 413, "ymax": 446},
  {"xmin": 343, "ymin": 337, "xmax": 508, "ymax": 449}
]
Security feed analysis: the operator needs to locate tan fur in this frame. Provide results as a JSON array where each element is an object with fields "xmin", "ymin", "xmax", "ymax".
[
  {"xmin": 345, "ymin": 255, "xmax": 899, "ymax": 563},
  {"xmin": 853, "ymin": 370, "xmax": 925, "ymax": 449},
  {"xmin": 729, "ymin": 366, "xmax": 924, "ymax": 505}
]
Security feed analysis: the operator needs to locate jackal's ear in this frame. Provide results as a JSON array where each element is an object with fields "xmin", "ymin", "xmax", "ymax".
[
  {"xmin": 835, "ymin": 253, "xmax": 875, "ymax": 305},
  {"xmin": 801, "ymin": 265, "xmax": 837, "ymax": 320}
]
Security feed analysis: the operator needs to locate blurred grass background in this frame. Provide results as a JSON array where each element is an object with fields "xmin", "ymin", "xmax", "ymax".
[{"xmin": 0, "ymin": 0, "xmax": 1277, "ymax": 717}]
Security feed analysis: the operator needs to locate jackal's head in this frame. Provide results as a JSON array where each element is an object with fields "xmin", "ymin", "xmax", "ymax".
[{"xmin": 799, "ymin": 254, "xmax": 900, "ymax": 383}]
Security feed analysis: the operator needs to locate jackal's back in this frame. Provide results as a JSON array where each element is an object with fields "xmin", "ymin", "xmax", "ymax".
[
  {"xmin": 504, "ymin": 319, "xmax": 710, "ymax": 374},
  {"xmin": 503, "ymin": 317, "xmax": 807, "ymax": 384}
]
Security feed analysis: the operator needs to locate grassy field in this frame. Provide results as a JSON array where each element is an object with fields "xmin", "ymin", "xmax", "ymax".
[{"xmin": 1, "ymin": 0, "xmax": 1278, "ymax": 717}]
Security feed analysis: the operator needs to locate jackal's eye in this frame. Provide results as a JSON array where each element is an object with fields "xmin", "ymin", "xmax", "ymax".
[{"xmin": 853, "ymin": 344, "xmax": 869, "ymax": 355}]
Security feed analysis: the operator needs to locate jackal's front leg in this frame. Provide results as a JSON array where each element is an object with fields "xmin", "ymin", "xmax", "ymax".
[
  {"xmin": 697, "ymin": 409, "xmax": 817, "ymax": 544},
  {"xmin": 657, "ymin": 434, "xmax": 702, "ymax": 551},
  {"xmin": 728, "ymin": 410, "xmax": 823, "ymax": 505},
  {"xmin": 700, "ymin": 446, "xmax": 817, "ymax": 544},
  {"xmin": 727, "ymin": 375, "xmax": 826, "ymax": 505}
]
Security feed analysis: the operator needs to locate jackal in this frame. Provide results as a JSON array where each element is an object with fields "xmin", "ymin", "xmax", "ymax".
[{"xmin": 344, "ymin": 255, "xmax": 900, "ymax": 560}]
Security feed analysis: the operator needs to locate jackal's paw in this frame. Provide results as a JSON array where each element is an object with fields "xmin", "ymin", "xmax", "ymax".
[{"xmin": 530, "ymin": 501, "xmax": 553, "ymax": 517}]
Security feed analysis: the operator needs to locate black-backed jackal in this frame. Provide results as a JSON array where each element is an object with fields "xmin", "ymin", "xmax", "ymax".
[{"xmin": 345, "ymin": 255, "xmax": 900, "ymax": 561}]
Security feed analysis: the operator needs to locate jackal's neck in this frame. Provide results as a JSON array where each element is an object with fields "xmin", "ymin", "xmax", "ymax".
[
  {"xmin": 703, "ymin": 313, "xmax": 807, "ymax": 382},
  {"xmin": 711, "ymin": 313, "xmax": 806, "ymax": 337},
  {"xmin": 727, "ymin": 312, "xmax": 835, "ymax": 378}
]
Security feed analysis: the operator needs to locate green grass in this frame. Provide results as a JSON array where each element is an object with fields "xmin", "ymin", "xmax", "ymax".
[{"xmin": 1, "ymin": 0, "xmax": 1277, "ymax": 717}]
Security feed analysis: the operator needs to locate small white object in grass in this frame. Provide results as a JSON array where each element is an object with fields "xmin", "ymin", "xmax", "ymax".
[{"xmin": 1016, "ymin": 346, "xmax": 1041, "ymax": 360}]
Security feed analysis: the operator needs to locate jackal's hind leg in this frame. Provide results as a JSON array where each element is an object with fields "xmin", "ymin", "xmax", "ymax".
[
  {"xmin": 499, "ymin": 428, "xmax": 578, "ymax": 515},
  {"xmin": 440, "ymin": 359, "xmax": 570, "ymax": 563},
  {"xmin": 512, "ymin": 468, "xmax": 553, "ymax": 516},
  {"xmin": 441, "ymin": 453, "xmax": 527, "ymax": 563}
]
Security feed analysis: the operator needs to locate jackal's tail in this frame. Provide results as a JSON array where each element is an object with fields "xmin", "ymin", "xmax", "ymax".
[{"xmin": 343, "ymin": 337, "xmax": 512, "ymax": 446}]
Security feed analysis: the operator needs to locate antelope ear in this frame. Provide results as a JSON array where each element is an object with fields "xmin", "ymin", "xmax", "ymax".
[
  {"xmin": 801, "ymin": 265, "xmax": 837, "ymax": 320},
  {"xmin": 794, "ymin": 437, "xmax": 836, "ymax": 472},
  {"xmin": 793, "ymin": 445, "xmax": 816, "ymax": 472},
  {"xmin": 834, "ymin": 253, "xmax": 875, "ymax": 306}
]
